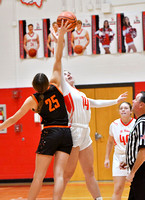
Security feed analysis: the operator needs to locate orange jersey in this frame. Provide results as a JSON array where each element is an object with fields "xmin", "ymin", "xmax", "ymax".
[{"xmin": 32, "ymin": 84, "xmax": 69, "ymax": 127}]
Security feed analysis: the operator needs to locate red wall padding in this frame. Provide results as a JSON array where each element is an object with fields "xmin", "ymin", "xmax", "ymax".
[
  {"xmin": 134, "ymin": 82, "xmax": 145, "ymax": 97},
  {"xmin": 1, "ymin": 82, "xmax": 144, "ymax": 180},
  {"xmin": 0, "ymin": 87, "xmax": 54, "ymax": 180}
]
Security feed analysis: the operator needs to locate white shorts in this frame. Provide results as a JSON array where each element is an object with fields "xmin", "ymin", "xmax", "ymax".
[
  {"xmin": 127, "ymin": 41, "xmax": 134, "ymax": 46},
  {"xmin": 102, "ymin": 45, "xmax": 110, "ymax": 48},
  {"xmin": 70, "ymin": 126, "xmax": 92, "ymax": 151},
  {"xmin": 112, "ymin": 153, "xmax": 129, "ymax": 177}
]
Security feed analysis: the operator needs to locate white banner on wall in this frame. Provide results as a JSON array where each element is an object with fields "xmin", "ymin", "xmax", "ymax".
[
  {"xmin": 123, "ymin": 12, "xmax": 143, "ymax": 53},
  {"xmin": 68, "ymin": 14, "xmax": 92, "ymax": 56},
  {"xmin": 98, "ymin": 15, "xmax": 117, "ymax": 54},
  {"xmin": 26, "ymin": 19, "xmax": 44, "ymax": 58}
]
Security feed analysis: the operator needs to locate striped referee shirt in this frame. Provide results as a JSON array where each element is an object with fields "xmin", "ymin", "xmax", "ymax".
[{"xmin": 126, "ymin": 114, "xmax": 145, "ymax": 169}]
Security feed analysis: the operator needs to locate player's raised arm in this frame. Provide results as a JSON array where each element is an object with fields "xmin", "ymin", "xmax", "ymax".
[
  {"xmin": 50, "ymin": 21, "xmax": 73, "ymax": 88},
  {"xmin": 0, "ymin": 97, "xmax": 36, "ymax": 131},
  {"xmin": 89, "ymin": 92, "xmax": 128, "ymax": 108}
]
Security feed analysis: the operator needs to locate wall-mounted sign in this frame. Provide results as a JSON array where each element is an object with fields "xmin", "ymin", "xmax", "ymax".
[
  {"xmin": 0, "ymin": 104, "xmax": 7, "ymax": 134},
  {"xmin": 20, "ymin": 0, "xmax": 43, "ymax": 8}
]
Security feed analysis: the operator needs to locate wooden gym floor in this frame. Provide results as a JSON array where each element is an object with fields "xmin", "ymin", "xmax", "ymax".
[{"xmin": 0, "ymin": 181, "xmax": 130, "ymax": 200}]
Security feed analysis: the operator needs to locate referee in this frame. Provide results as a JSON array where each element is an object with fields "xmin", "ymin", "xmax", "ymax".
[{"xmin": 125, "ymin": 91, "xmax": 145, "ymax": 199}]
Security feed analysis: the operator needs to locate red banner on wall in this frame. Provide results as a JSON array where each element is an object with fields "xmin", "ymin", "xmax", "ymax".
[
  {"xmin": 91, "ymin": 15, "xmax": 100, "ymax": 54},
  {"xmin": 117, "ymin": 14, "xmax": 122, "ymax": 53},
  {"xmin": 43, "ymin": 19, "xmax": 49, "ymax": 57},
  {"xmin": 20, "ymin": 0, "xmax": 43, "ymax": 8},
  {"xmin": 92, "ymin": 15, "xmax": 97, "ymax": 54},
  {"xmin": 19, "ymin": 20, "xmax": 25, "ymax": 59}
]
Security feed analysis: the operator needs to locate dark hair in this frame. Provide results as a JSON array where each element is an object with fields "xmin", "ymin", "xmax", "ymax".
[
  {"xmin": 123, "ymin": 16, "xmax": 132, "ymax": 28},
  {"xmin": 119, "ymin": 102, "xmax": 132, "ymax": 110},
  {"xmin": 32, "ymin": 73, "xmax": 49, "ymax": 113},
  {"xmin": 28, "ymin": 24, "xmax": 33, "ymax": 28},
  {"xmin": 103, "ymin": 20, "xmax": 109, "ymax": 31},
  {"xmin": 77, "ymin": 20, "xmax": 82, "ymax": 25},
  {"xmin": 139, "ymin": 91, "xmax": 145, "ymax": 103}
]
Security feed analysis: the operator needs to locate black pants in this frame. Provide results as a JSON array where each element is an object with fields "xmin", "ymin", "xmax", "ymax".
[{"xmin": 128, "ymin": 162, "xmax": 145, "ymax": 200}]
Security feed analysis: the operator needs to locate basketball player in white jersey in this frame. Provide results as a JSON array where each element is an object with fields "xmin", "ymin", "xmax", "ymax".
[
  {"xmin": 47, "ymin": 22, "xmax": 59, "ymax": 57},
  {"xmin": 71, "ymin": 20, "xmax": 90, "ymax": 55},
  {"xmin": 54, "ymin": 21, "xmax": 127, "ymax": 200},
  {"xmin": 24, "ymin": 24, "xmax": 40, "ymax": 58},
  {"xmin": 49, "ymin": 23, "xmax": 66, "ymax": 57},
  {"xmin": 104, "ymin": 102, "xmax": 135, "ymax": 200}
]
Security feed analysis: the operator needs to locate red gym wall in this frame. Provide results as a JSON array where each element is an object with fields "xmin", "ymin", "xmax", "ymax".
[
  {"xmin": 0, "ymin": 82, "xmax": 144, "ymax": 180},
  {"xmin": 134, "ymin": 82, "xmax": 145, "ymax": 97},
  {"xmin": 0, "ymin": 87, "xmax": 54, "ymax": 180}
]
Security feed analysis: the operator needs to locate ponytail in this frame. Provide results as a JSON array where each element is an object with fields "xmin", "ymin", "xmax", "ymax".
[{"xmin": 35, "ymin": 94, "xmax": 44, "ymax": 113}]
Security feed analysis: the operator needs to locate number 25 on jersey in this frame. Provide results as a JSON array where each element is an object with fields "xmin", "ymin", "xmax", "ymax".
[{"xmin": 45, "ymin": 95, "xmax": 60, "ymax": 112}]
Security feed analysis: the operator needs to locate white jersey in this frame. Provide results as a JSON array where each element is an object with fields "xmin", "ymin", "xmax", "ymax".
[
  {"xmin": 61, "ymin": 72, "xmax": 119, "ymax": 149},
  {"xmin": 73, "ymin": 29, "xmax": 87, "ymax": 47},
  {"xmin": 25, "ymin": 32, "xmax": 38, "ymax": 51},
  {"xmin": 109, "ymin": 118, "xmax": 136, "ymax": 154},
  {"xmin": 50, "ymin": 32, "xmax": 58, "ymax": 56},
  {"xmin": 62, "ymin": 80, "xmax": 91, "ymax": 127},
  {"xmin": 61, "ymin": 72, "xmax": 118, "ymax": 127},
  {"xmin": 50, "ymin": 33, "xmax": 55, "ymax": 49}
]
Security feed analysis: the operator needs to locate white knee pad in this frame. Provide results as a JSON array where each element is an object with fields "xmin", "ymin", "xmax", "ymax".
[{"xmin": 95, "ymin": 197, "xmax": 103, "ymax": 200}]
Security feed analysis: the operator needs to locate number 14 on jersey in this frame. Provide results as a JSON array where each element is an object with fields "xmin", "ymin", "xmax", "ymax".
[{"xmin": 81, "ymin": 96, "xmax": 89, "ymax": 110}]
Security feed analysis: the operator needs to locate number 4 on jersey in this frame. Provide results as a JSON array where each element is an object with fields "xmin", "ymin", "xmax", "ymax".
[
  {"xmin": 81, "ymin": 96, "xmax": 89, "ymax": 110},
  {"xmin": 119, "ymin": 134, "xmax": 129, "ymax": 145}
]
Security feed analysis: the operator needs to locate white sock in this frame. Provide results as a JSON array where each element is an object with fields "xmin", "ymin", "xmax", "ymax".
[{"xmin": 95, "ymin": 197, "xmax": 103, "ymax": 200}]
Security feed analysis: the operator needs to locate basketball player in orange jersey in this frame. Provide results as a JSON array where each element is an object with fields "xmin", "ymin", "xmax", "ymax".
[
  {"xmin": 47, "ymin": 22, "xmax": 59, "ymax": 56},
  {"xmin": 95, "ymin": 20, "xmax": 115, "ymax": 54},
  {"xmin": 52, "ymin": 21, "xmax": 127, "ymax": 200},
  {"xmin": 122, "ymin": 16, "xmax": 137, "ymax": 53},
  {"xmin": 24, "ymin": 24, "xmax": 40, "ymax": 58},
  {"xmin": 104, "ymin": 102, "xmax": 135, "ymax": 200},
  {"xmin": 71, "ymin": 20, "xmax": 90, "ymax": 55},
  {"xmin": 0, "ymin": 22, "xmax": 73, "ymax": 200}
]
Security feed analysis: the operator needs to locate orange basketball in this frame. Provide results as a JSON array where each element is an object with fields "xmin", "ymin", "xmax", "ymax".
[
  {"xmin": 57, "ymin": 11, "xmax": 77, "ymax": 31},
  {"xmin": 74, "ymin": 45, "xmax": 83, "ymax": 54},
  {"xmin": 28, "ymin": 48, "xmax": 37, "ymax": 57}
]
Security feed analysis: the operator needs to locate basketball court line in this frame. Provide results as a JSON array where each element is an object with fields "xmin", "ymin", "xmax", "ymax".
[
  {"xmin": 10, "ymin": 197, "xmax": 128, "ymax": 200},
  {"xmin": 2, "ymin": 181, "xmax": 129, "ymax": 200}
]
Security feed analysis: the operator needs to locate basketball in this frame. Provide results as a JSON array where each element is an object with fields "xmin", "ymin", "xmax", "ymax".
[
  {"xmin": 57, "ymin": 11, "xmax": 77, "ymax": 31},
  {"xmin": 74, "ymin": 45, "xmax": 83, "ymax": 54},
  {"xmin": 28, "ymin": 48, "xmax": 37, "ymax": 57}
]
